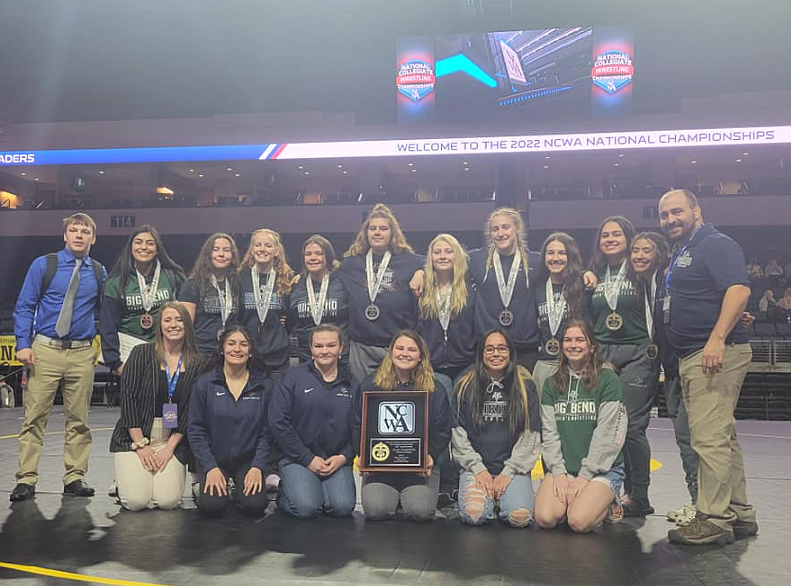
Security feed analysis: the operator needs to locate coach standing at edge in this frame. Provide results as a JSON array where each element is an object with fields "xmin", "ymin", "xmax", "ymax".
[{"xmin": 659, "ymin": 189, "xmax": 757, "ymax": 546}]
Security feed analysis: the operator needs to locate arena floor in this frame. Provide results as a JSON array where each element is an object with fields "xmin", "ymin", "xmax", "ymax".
[{"xmin": 0, "ymin": 406, "xmax": 788, "ymax": 586}]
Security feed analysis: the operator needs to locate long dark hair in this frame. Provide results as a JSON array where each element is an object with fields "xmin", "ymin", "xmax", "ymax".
[
  {"xmin": 551, "ymin": 320, "xmax": 605, "ymax": 392},
  {"xmin": 214, "ymin": 325, "xmax": 257, "ymax": 369},
  {"xmin": 533, "ymin": 231, "xmax": 584, "ymax": 320},
  {"xmin": 589, "ymin": 216, "xmax": 638, "ymax": 286},
  {"xmin": 455, "ymin": 329, "xmax": 532, "ymax": 442},
  {"xmin": 632, "ymin": 231, "xmax": 670, "ymax": 283},
  {"xmin": 109, "ymin": 225, "xmax": 185, "ymax": 297},
  {"xmin": 190, "ymin": 233, "xmax": 240, "ymax": 308}
]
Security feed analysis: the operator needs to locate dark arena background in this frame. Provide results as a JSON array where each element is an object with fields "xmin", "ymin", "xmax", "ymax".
[{"xmin": 1, "ymin": 1, "xmax": 790, "ymax": 585}]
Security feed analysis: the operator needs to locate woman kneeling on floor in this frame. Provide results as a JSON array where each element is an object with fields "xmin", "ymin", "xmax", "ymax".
[
  {"xmin": 189, "ymin": 326, "xmax": 272, "ymax": 517},
  {"xmin": 534, "ymin": 320, "xmax": 628, "ymax": 532},
  {"xmin": 352, "ymin": 330, "xmax": 451, "ymax": 521},
  {"xmin": 268, "ymin": 324, "xmax": 358, "ymax": 518},
  {"xmin": 453, "ymin": 329, "xmax": 541, "ymax": 527},
  {"xmin": 110, "ymin": 302, "xmax": 209, "ymax": 511}
]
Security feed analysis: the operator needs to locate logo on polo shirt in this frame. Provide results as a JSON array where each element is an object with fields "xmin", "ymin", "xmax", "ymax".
[
  {"xmin": 378, "ymin": 401, "xmax": 414, "ymax": 434},
  {"xmin": 677, "ymin": 251, "xmax": 693, "ymax": 268}
]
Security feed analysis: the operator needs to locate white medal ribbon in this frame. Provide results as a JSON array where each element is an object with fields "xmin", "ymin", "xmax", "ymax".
[
  {"xmin": 436, "ymin": 287, "xmax": 452, "ymax": 334},
  {"xmin": 365, "ymin": 250, "xmax": 392, "ymax": 305},
  {"xmin": 644, "ymin": 271, "xmax": 657, "ymax": 340},
  {"xmin": 251, "ymin": 265, "xmax": 276, "ymax": 325},
  {"xmin": 545, "ymin": 278, "xmax": 567, "ymax": 339},
  {"xmin": 603, "ymin": 260, "xmax": 627, "ymax": 313},
  {"xmin": 136, "ymin": 259, "xmax": 161, "ymax": 313},
  {"xmin": 211, "ymin": 274, "xmax": 234, "ymax": 328},
  {"xmin": 492, "ymin": 250, "xmax": 521, "ymax": 310},
  {"xmin": 306, "ymin": 273, "xmax": 330, "ymax": 325}
]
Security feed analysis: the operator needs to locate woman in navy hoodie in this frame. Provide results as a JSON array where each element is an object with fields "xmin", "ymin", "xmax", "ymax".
[
  {"xmin": 189, "ymin": 326, "xmax": 271, "ymax": 517},
  {"xmin": 269, "ymin": 324, "xmax": 358, "ymax": 518},
  {"xmin": 351, "ymin": 330, "xmax": 451, "ymax": 521}
]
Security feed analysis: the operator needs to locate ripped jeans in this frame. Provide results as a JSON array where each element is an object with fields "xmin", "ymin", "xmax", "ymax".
[{"xmin": 458, "ymin": 470, "xmax": 534, "ymax": 527}]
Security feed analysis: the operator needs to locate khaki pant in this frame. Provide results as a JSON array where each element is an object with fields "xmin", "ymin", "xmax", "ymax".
[
  {"xmin": 679, "ymin": 343, "xmax": 756, "ymax": 529},
  {"xmin": 114, "ymin": 419, "xmax": 186, "ymax": 511},
  {"xmin": 16, "ymin": 339, "xmax": 95, "ymax": 486}
]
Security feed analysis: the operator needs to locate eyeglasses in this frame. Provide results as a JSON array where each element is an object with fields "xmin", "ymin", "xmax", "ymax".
[{"xmin": 483, "ymin": 345, "xmax": 509, "ymax": 355}]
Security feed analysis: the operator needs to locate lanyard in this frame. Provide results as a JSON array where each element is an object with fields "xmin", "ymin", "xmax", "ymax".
[
  {"xmin": 644, "ymin": 272, "xmax": 657, "ymax": 340},
  {"xmin": 164, "ymin": 355, "xmax": 183, "ymax": 402},
  {"xmin": 666, "ymin": 224, "xmax": 705, "ymax": 291},
  {"xmin": 603, "ymin": 261, "xmax": 627, "ymax": 312}
]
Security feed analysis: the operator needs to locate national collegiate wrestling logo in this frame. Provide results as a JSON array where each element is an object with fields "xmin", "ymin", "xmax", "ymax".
[
  {"xmin": 591, "ymin": 50, "xmax": 634, "ymax": 94},
  {"xmin": 396, "ymin": 59, "xmax": 435, "ymax": 102},
  {"xmin": 378, "ymin": 401, "xmax": 415, "ymax": 434}
]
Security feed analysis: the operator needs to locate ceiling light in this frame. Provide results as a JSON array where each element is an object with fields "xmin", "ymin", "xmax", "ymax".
[
  {"xmin": 198, "ymin": 174, "xmax": 204, "ymax": 178},
  {"xmin": 613, "ymin": 162, "xmax": 620, "ymax": 167},
  {"xmin": 20, "ymin": 172, "xmax": 26, "ymax": 176},
  {"xmin": 618, "ymin": 153, "xmax": 624, "ymax": 158},
  {"xmin": 99, "ymin": 170, "xmax": 105, "ymax": 175},
  {"xmin": 544, "ymin": 155, "xmax": 551, "ymax": 159},
  {"xmin": 226, "ymin": 167, "xmax": 233, "ymax": 172},
  {"xmin": 342, "ymin": 170, "xmax": 349, "ymax": 175},
  {"xmin": 411, "ymin": 168, "xmax": 417, "ymax": 172},
  {"xmin": 690, "ymin": 160, "xmax": 697, "ymax": 164},
  {"xmin": 235, "ymin": 173, "xmax": 241, "ymax": 177},
  {"xmin": 304, "ymin": 171, "xmax": 310, "ymax": 175},
  {"xmin": 298, "ymin": 165, "xmax": 304, "ymax": 170},
  {"xmin": 462, "ymin": 161, "xmax": 469, "ymax": 165},
  {"xmin": 408, "ymin": 162, "xmax": 414, "ymax": 167},
  {"xmin": 34, "ymin": 178, "xmax": 40, "ymax": 181},
  {"xmin": 337, "ymin": 164, "xmax": 343, "ymax": 168},
  {"xmin": 188, "ymin": 168, "xmax": 195, "ymax": 173},
  {"xmin": 735, "ymin": 158, "xmax": 743, "ymax": 163},
  {"xmin": 742, "ymin": 151, "xmax": 749, "ymax": 156},
  {"xmin": 542, "ymin": 165, "xmax": 550, "ymax": 169}
]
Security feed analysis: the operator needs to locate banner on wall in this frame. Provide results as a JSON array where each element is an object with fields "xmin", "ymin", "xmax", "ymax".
[{"xmin": 1, "ymin": 125, "xmax": 790, "ymax": 165}]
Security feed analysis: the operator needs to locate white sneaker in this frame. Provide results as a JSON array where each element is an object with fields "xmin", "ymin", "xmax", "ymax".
[
  {"xmin": 666, "ymin": 502, "xmax": 696, "ymax": 526},
  {"xmin": 107, "ymin": 481, "xmax": 118, "ymax": 498}
]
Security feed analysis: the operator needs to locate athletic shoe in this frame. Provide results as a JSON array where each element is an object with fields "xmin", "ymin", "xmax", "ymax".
[
  {"xmin": 107, "ymin": 481, "xmax": 118, "ymax": 498},
  {"xmin": 668, "ymin": 512, "xmax": 734, "ymax": 546},
  {"xmin": 623, "ymin": 497, "xmax": 654, "ymax": 518},
  {"xmin": 667, "ymin": 502, "xmax": 696, "ymax": 526},
  {"xmin": 265, "ymin": 473, "xmax": 281, "ymax": 493},
  {"xmin": 604, "ymin": 501, "xmax": 624, "ymax": 524},
  {"xmin": 732, "ymin": 519, "xmax": 759, "ymax": 540}
]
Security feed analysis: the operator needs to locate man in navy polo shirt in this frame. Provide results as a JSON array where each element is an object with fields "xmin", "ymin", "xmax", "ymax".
[
  {"xmin": 659, "ymin": 189, "xmax": 757, "ymax": 546},
  {"xmin": 11, "ymin": 213, "xmax": 105, "ymax": 501}
]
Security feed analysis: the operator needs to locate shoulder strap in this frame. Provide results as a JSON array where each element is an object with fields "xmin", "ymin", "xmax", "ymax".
[{"xmin": 39, "ymin": 253, "xmax": 59, "ymax": 302}]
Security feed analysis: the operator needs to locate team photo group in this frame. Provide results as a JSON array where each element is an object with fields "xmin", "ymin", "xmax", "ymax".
[{"xmin": 9, "ymin": 188, "xmax": 757, "ymax": 547}]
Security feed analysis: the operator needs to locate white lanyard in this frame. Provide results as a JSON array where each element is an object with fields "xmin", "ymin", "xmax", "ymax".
[
  {"xmin": 545, "ymin": 278, "xmax": 567, "ymax": 338},
  {"xmin": 603, "ymin": 261, "xmax": 627, "ymax": 312},
  {"xmin": 644, "ymin": 272, "xmax": 657, "ymax": 340},
  {"xmin": 135, "ymin": 260, "xmax": 161, "ymax": 313},
  {"xmin": 493, "ymin": 250, "xmax": 521, "ymax": 310},
  {"xmin": 436, "ymin": 286, "xmax": 452, "ymax": 334},
  {"xmin": 211, "ymin": 275, "xmax": 234, "ymax": 328},
  {"xmin": 306, "ymin": 273, "xmax": 330, "ymax": 325},
  {"xmin": 251, "ymin": 265, "xmax": 276, "ymax": 325},
  {"xmin": 365, "ymin": 250, "xmax": 392, "ymax": 304}
]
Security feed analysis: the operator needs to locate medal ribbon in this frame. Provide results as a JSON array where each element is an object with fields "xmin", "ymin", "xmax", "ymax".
[
  {"xmin": 251, "ymin": 265, "xmax": 276, "ymax": 325},
  {"xmin": 492, "ymin": 250, "xmax": 521, "ymax": 310},
  {"xmin": 306, "ymin": 273, "xmax": 330, "ymax": 325},
  {"xmin": 136, "ymin": 259, "xmax": 161, "ymax": 313},
  {"xmin": 545, "ymin": 279, "xmax": 567, "ymax": 339},
  {"xmin": 644, "ymin": 272, "xmax": 657, "ymax": 341},
  {"xmin": 603, "ymin": 260, "xmax": 627, "ymax": 313},
  {"xmin": 436, "ymin": 287, "xmax": 452, "ymax": 335},
  {"xmin": 365, "ymin": 250, "xmax": 392, "ymax": 305},
  {"xmin": 211, "ymin": 275, "xmax": 234, "ymax": 328}
]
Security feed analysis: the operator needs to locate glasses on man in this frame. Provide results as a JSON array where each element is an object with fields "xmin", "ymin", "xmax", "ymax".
[{"xmin": 483, "ymin": 345, "xmax": 509, "ymax": 355}]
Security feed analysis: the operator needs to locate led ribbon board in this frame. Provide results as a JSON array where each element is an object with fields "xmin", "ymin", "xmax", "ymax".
[{"xmin": 1, "ymin": 126, "xmax": 789, "ymax": 166}]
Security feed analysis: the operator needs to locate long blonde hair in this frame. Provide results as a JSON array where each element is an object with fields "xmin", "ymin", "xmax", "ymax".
[
  {"xmin": 419, "ymin": 233, "xmax": 469, "ymax": 320},
  {"xmin": 344, "ymin": 203, "xmax": 414, "ymax": 257},
  {"xmin": 374, "ymin": 330, "xmax": 435, "ymax": 393},
  {"xmin": 483, "ymin": 207, "xmax": 530, "ymax": 280},
  {"xmin": 240, "ymin": 228, "xmax": 294, "ymax": 297}
]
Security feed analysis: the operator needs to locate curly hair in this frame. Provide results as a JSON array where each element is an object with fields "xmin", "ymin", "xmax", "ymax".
[
  {"xmin": 374, "ymin": 330, "xmax": 435, "ymax": 393},
  {"xmin": 189, "ymin": 233, "xmax": 240, "ymax": 309},
  {"xmin": 419, "ymin": 233, "xmax": 469, "ymax": 320},
  {"xmin": 344, "ymin": 203, "xmax": 414, "ymax": 257},
  {"xmin": 240, "ymin": 229, "xmax": 294, "ymax": 297},
  {"xmin": 483, "ymin": 207, "xmax": 530, "ymax": 281},
  {"xmin": 631, "ymin": 231, "xmax": 670, "ymax": 283}
]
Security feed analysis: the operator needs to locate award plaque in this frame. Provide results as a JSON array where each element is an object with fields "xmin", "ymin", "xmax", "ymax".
[{"xmin": 359, "ymin": 390, "xmax": 429, "ymax": 473}]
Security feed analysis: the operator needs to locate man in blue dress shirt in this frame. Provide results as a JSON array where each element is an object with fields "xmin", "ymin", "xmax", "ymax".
[{"xmin": 11, "ymin": 213, "xmax": 106, "ymax": 501}]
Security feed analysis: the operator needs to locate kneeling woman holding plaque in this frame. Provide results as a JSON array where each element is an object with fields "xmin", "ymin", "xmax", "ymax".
[
  {"xmin": 351, "ymin": 330, "xmax": 451, "ymax": 521},
  {"xmin": 269, "ymin": 325, "xmax": 358, "ymax": 518},
  {"xmin": 534, "ymin": 320, "xmax": 627, "ymax": 533},
  {"xmin": 453, "ymin": 329, "xmax": 541, "ymax": 527}
]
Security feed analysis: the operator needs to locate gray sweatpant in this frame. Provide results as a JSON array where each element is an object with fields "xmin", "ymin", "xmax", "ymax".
[
  {"xmin": 663, "ymin": 375, "xmax": 699, "ymax": 502},
  {"xmin": 600, "ymin": 342, "xmax": 660, "ymax": 500}
]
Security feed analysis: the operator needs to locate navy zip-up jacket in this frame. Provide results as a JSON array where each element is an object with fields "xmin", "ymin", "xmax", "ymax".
[
  {"xmin": 188, "ymin": 368, "xmax": 272, "ymax": 473},
  {"xmin": 417, "ymin": 286, "xmax": 477, "ymax": 371},
  {"xmin": 268, "ymin": 362, "xmax": 359, "ymax": 466},
  {"xmin": 351, "ymin": 374, "xmax": 451, "ymax": 463}
]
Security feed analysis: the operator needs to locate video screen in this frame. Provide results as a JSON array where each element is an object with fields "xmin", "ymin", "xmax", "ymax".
[{"xmin": 396, "ymin": 27, "xmax": 633, "ymax": 124}]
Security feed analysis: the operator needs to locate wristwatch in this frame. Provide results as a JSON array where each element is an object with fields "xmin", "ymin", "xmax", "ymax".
[{"xmin": 130, "ymin": 437, "xmax": 150, "ymax": 451}]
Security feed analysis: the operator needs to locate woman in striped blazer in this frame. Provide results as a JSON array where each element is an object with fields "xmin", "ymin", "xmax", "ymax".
[{"xmin": 109, "ymin": 301, "xmax": 210, "ymax": 510}]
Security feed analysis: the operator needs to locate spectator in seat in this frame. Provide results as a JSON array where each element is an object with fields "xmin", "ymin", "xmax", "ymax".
[
  {"xmin": 746, "ymin": 259, "xmax": 763, "ymax": 281},
  {"xmin": 758, "ymin": 290, "xmax": 776, "ymax": 322}
]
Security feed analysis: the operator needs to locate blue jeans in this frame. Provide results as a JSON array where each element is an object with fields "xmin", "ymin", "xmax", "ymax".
[
  {"xmin": 458, "ymin": 470, "xmax": 534, "ymax": 527},
  {"xmin": 277, "ymin": 459, "xmax": 356, "ymax": 518}
]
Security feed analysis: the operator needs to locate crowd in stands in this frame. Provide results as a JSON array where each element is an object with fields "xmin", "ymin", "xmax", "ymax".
[{"xmin": 747, "ymin": 258, "xmax": 791, "ymax": 323}]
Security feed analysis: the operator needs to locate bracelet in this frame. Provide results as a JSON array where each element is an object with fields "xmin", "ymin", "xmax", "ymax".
[{"xmin": 130, "ymin": 437, "xmax": 150, "ymax": 451}]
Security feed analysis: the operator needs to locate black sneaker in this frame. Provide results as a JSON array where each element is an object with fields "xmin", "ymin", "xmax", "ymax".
[
  {"xmin": 10, "ymin": 483, "xmax": 36, "ymax": 502},
  {"xmin": 732, "ymin": 519, "xmax": 758, "ymax": 539},
  {"xmin": 63, "ymin": 479, "xmax": 95, "ymax": 497},
  {"xmin": 622, "ymin": 497, "xmax": 654, "ymax": 518}
]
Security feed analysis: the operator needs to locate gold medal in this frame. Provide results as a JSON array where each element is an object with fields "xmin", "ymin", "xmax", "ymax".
[{"xmin": 606, "ymin": 311, "xmax": 624, "ymax": 331}]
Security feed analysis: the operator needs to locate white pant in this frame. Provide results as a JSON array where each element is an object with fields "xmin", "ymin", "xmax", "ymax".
[{"xmin": 114, "ymin": 418, "xmax": 186, "ymax": 511}]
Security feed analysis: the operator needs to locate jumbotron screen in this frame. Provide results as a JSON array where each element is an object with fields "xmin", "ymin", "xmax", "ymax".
[{"xmin": 396, "ymin": 27, "xmax": 633, "ymax": 124}]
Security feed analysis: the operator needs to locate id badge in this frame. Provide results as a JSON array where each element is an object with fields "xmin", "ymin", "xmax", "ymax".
[
  {"xmin": 162, "ymin": 403, "xmax": 178, "ymax": 429},
  {"xmin": 663, "ymin": 295, "xmax": 671, "ymax": 324}
]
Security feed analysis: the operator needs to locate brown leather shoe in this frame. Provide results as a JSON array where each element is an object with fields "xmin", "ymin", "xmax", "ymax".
[
  {"xmin": 668, "ymin": 512, "xmax": 734, "ymax": 546},
  {"xmin": 63, "ymin": 479, "xmax": 95, "ymax": 497}
]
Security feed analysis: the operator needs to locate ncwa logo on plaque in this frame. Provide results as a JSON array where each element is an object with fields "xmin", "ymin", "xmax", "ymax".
[{"xmin": 378, "ymin": 402, "xmax": 415, "ymax": 434}]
